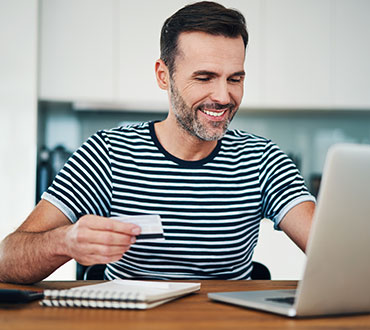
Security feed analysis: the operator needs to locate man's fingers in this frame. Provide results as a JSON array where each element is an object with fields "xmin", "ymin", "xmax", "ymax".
[
  {"xmin": 86, "ymin": 242, "xmax": 131, "ymax": 256},
  {"xmin": 66, "ymin": 215, "xmax": 141, "ymax": 263},
  {"xmin": 76, "ymin": 243, "xmax": 132, "ymax": 264},
  {"xmin": 77, "ymin": 253, "xmax": 125, "ymax": 266},
  {"xmin": 84, "ymin": 231, "xmax": 136, "ymax": 246},
  {"xmin": 79, "ymin": 215, "xmax": 141, "ymax": 235}
]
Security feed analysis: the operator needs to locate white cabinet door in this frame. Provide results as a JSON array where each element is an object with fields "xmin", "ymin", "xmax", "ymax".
[
  {"xmin": 117, "ymin": 0, "xmax": 263, "ymax": 111},
  {"xmin": 39, "ymin": 0, "xmax": 116, "ymax": 102},
  {"xmin": 117, "ymin": 0, "xmax": 190, "ymax": 111},
  {"xmin": 39, "ymin": 0, "xmax": 370, "ymax": 110},
  {"xmin": 221, "ymin": 0, "xmax": 263, "ymax": 109},
  {"xmin": 262, "ymin": 0, "xmax": 332, "ymax": 109},
  {"xmin": 0, "ymin": 0, "xmax": 38, "ymax": 238},
  {"xmin": 332, "ymin": 0, "xmax": 370, "ymax": 109}
]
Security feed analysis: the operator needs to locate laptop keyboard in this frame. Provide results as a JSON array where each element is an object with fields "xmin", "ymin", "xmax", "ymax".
[{"xmin": 266, "ymin": 297, "xmax": 295, "ymax": 305}]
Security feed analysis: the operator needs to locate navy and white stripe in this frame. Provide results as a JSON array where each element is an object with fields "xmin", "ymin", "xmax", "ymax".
[{"xmin": 43, "ymin": 121, "xmax": 315, "ymax": 280}]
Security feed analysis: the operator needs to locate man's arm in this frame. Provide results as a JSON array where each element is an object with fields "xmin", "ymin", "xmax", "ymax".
[
  {"xmin": 0, "ymin": 200, "xmax": 141, "ymax": 284},
  {"xmin": 278, "ymin": 201, "xmax": 315, "ymax": 252}
]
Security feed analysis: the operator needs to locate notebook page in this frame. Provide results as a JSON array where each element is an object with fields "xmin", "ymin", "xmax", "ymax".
[{"xmin": 44, "ymin": 280, "xmax": 200, "ymax": 303}]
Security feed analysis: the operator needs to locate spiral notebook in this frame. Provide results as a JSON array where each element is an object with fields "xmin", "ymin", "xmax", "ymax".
[{"xmin": 40, "ymin": 280, "xmax": 200, "ymax": 309}]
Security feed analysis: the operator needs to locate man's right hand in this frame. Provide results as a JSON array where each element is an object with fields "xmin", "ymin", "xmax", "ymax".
[
  {"xmin": 0, "ymin": 200, "xmax": 141, "ymax": 284},
  {"xmin": 64, "ymin": 215, "xmax": 141, "ymax": 265}
]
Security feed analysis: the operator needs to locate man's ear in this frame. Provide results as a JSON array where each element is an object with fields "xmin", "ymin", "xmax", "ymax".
[{"xmin": 155, "ymin": 59, "xmax": 170, "ymax": 90}]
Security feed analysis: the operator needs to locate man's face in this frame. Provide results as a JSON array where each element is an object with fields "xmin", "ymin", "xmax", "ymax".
[{"xmin": 168, "ymin": 31, "xmax": 245, "ymax": 141}]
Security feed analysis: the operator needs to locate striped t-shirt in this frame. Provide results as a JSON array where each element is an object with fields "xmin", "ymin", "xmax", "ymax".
[{"xmin": 43, "ymin": 121, "xmax": 315, "ymax": 280}]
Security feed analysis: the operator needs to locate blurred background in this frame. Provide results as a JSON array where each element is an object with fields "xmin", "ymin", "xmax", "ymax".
[{"xmin": 1, "ymin": 0, "xmax": 370, "ymax": 281}]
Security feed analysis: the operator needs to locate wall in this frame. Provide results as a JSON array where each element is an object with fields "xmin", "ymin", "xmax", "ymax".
[{"xmin": 0, "ymin": 0, "xmax": 38, "ymax": 240}]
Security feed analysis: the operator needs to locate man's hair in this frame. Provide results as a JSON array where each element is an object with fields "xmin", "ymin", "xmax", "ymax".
[{"xmin": 160, "ymin": 1, "xmax": 248, "ymax": 76}]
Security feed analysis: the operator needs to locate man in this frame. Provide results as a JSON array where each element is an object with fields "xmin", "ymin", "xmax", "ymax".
[{"xmin": 0, "ymin": 1, "xmax": 315, "ymax": 284}]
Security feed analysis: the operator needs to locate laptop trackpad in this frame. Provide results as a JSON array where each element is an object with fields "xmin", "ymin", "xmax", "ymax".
[
  {"xmin": 209, "ymin": 289, "xmax": 296, "ymax": 305},
  {"xmin": 266, "ymin": 296, "xmax": 295, "ymax": 305}
]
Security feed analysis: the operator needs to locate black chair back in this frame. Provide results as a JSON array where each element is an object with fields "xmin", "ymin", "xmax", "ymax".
[
  {"xmin": 77, "ymin": 261, "xmax": 271, "ymax": 280},
  {"xmin": 250, "ymin": 261, "xmax": 271, "ymax": 280}
]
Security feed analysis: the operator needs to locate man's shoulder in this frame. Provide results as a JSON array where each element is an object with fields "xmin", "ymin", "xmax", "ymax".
[
  {"xmin": 223, "ymin": 129, "xmax": 271, "ymax": 147},
  {"xmin": 103, "ymin": 121, "xmax": 150, "ymax": 135},
  {"xmin": 96, "ymin": 122, "xmax": 152, "ymax": 142}
]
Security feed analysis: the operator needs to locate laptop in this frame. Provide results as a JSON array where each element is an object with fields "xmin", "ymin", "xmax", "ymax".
[{"xmin": 208, "ymin": 143, "xmax": 370, "ymax": 317}]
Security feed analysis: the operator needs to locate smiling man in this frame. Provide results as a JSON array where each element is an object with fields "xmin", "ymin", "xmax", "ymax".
[
  {"xmin": 0, "ymin": 1, "xmax": 315, "ymax": 284},
  {"xmin": 155, "ymin": 31, "xmax": 245, "ymax": 155}
]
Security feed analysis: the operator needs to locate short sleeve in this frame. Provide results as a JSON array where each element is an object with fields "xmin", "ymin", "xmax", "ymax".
[
  {"xmin": 259, "ymin": 141, "xmax": 315, "ymax": 229},
  {"xmin": 42, "ymin": 131, "xmax": 113, "ymax": 223}
]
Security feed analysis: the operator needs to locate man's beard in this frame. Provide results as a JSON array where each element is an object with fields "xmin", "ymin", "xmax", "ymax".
[{"xmin": 169, "ymin": 81, "xmax": 236, "ymax": 141}]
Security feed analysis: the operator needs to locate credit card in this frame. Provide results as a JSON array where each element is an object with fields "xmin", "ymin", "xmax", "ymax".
[{"xmin": 113, "ymin": 215, "xmax": 165, "ymax": 241}]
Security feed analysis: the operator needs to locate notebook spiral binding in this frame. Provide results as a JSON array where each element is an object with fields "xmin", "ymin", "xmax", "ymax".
[{"xmin": 41, "ymin": 289, "xmax": 148, "ymax": 309}]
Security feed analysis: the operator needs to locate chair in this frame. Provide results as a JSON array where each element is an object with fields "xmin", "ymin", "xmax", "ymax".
[
  {"xmin": 77, "ymin": 261, "xmax": 271, "ymax": 280},
  {"xmin": 76, "ymin": 263, "xmax": 106, "ymax": 280},
  {"xmin": 250, "ymin": 261, "xmax": 271, "ymax": 280}
]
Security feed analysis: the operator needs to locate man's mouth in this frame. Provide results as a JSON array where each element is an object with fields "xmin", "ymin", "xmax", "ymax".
[
  {"xmin": 197, "ymin": 103, "xmax": 234, "ymax": 119},
  {"xmin": 201, "ymin": 109, "xmax": 226, "ymax": 117}
]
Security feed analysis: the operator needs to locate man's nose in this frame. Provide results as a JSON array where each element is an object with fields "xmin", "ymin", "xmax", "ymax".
[{"xmin": 211, "ymin": 80, "xmax": 231, "ymax": 105}]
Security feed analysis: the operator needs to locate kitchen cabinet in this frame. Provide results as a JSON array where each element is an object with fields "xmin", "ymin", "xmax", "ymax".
[
  {"xmin": 117, "ymin": 0, "xmax": 262, "ymax": 110},
  {"xmin": 332, "ymin": 0, "xmax": 370, "ymax": 109},
  {"xmin": 39, "ymin": 0, "xmax": 188, "ymax": 109},
  {"xmin": 262, "ymin": 0, "xmax": 332, "ymax": 109},
  {"xmin": 1, "ymin": 0, "xmax": 38, "ymax": 237},
  {"xmin": 38, "ymin": 0, "xmax": 263, "ymax": 110},
  {"xmin": 38, "ymin": 0, "xmax": 370, "ymax": 110},
  {"xmin": 260, "ymin": 0, "xmax": 370, "ymax": 110},
  {"xmin": 117, "ymin": 0, "xmax": 188, "ymax": 110},
  {"xmin": 39, "ymin": 0, "xmax": 116, "ymax": 102},
  {"xmin": 222, "ymin": 0, "xmax": 262, "ymax": 109}
]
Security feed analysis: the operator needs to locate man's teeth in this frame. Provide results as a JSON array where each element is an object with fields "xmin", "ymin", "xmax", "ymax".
[{"xmin": 202, "ymin": 109, "xmax": 225, "ymax": 117}]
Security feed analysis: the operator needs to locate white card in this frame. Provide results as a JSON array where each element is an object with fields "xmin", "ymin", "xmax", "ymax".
[{"xmin": 113, "ymin": 215, "xmax": 165, "ymax": 241}]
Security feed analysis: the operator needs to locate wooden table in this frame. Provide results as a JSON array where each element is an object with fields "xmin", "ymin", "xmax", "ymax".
[{"xmin": 1, "ymin": 280, "xmax": 369, "ymax": 330}]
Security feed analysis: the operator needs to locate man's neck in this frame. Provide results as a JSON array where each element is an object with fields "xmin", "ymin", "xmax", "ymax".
[{"xmin": 154, "ymin": 119, "xmax": 218, "ymax": 162}]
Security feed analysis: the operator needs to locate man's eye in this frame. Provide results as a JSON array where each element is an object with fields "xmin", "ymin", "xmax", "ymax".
[
  {"xmin": 195, "ymin": 77, "xmax": 210, "ymax": 81},
  {"xmin": 229, "ymin": 77, "xmax": 242, "ymax": 83}
]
